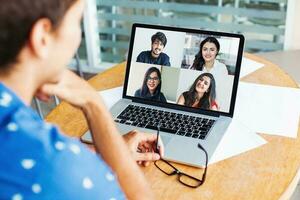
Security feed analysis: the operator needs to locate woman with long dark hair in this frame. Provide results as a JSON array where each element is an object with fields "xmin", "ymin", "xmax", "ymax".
[
  {"xmin": 191, "ymin": 37, "xmax": 228, "ymax": 78},
  {"xmin": 135, "ymin": 67, "xmax": 167, "ymax": 102},
  {"xmin": 177, "ymin": 73, "xmax": 218, "ymax": 110}
]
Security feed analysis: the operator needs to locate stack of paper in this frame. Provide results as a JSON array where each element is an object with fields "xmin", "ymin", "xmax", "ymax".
[
  {"xmin": 240, "ymin": 57, "xmax": 265, "ymax": 79},
  {"xmin": 209, "ymin": 119, "xmax": 266, "ymax": 164},
  {"xmin": 98, "ymin": 87, "xmax": 123, "ymax": 109},
  {"xmin": 235, "ymin": 82, "xmax": 300, "ymax": 138}
]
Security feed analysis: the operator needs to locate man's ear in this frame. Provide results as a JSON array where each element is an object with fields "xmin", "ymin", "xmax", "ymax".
[{"xmin": 28, "ymin": 18, "xmax": 53, "ymax": 59}]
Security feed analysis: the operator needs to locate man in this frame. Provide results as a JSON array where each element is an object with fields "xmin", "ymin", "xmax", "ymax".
[
  {"xmin": 0, "ymin": 0, "xmax": 161, "ymax": 199},
  {"xmin": 137, "ymin": 32, "xmax": 171, "ymax": 66}
]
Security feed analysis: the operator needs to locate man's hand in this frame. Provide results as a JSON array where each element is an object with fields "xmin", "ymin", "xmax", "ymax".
[
  {"xmin": 36, "ymin": 69, "xmax": 155, "ymax": 199},
  {"xmin": 35, "ymin": 69, "xmax": 100, "ymax": 109},
  {"xmin": 123, "ymin": 130, "xmax": 164, "ymax": 167}
]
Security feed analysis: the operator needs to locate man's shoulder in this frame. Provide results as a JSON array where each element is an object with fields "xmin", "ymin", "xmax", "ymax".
[
  {"xmin": 160, "ymin": 52, "xmax": 170, "ymax": 59},
  {"xmin": 137, "ymin": 51, "xmax": 151, "ymax": 62},
  {"xmin": 0, "ymin": 85, "xmax": 125, "ymax": 199},
  {"xmin": 159, "ymin": 53, "xmax": 170, "ymax": 66},
  {"xmin": 0, "ymin": 117, "xmax": 124, "ymax": 199}
]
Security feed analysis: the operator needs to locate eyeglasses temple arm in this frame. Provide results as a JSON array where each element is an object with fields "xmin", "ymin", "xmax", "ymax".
[{"xmin": 198, "ymin": 143, "xmax": 208, "ymax": 182}]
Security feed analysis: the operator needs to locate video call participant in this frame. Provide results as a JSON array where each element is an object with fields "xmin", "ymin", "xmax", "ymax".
[
  {"xmin": 190, "ymin": 36, "xmax": 228, "ymax": 78},
  {"xmin": 177, "ymin": 73, "xmax": 218, "ymax": 111},
  {"xmin": 0, "ymin": 0, "xmax": 161, "ymax": 199},
  {"xmin": 136, "ymin": 32, "xmax": 171, "ymax": 66},
  {"xmin": 135, "ymin": 67, "xmax": 167, "ymax": 102}
]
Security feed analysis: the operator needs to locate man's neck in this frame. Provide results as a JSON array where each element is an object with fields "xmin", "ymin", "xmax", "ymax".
[{"xmin": 0, "ymin": 63, "xmax": 38, "ymax": 106}]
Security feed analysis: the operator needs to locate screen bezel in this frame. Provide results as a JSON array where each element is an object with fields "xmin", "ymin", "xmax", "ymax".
[{"xmin": 123, "ymin": 23, "xmax": 245, "ymax": 118}]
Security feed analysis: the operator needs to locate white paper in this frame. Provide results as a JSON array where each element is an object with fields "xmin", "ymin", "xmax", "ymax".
[
  {"xmin": 234, "ymin": 82, "xmax": 300, "ymax": 138},
  {"xmin": 98, "ymin": 87, "xmax": 123, "ymax": 109},
  {"xmin": 240, "ymin": 57, "xmax": 265, "ymax": 79},
  {"xmin": 209, "ymin": 119, "xmax": 267, "ymax": 164}
]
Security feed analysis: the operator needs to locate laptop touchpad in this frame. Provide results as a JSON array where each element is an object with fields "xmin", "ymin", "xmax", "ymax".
[{"xmin": 160, "ymin": 134, "xmax": 173, "ymax": 147}]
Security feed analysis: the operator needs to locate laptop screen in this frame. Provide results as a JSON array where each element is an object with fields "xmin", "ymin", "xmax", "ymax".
[{"xmin": 124, "ymin": 24, "xmax": 244, "ymax": 116}]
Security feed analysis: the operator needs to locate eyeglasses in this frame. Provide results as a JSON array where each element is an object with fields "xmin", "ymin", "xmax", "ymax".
[
  {"xmin": 155, "ymin": 126, "xmax": 208, "ymax": 188},
  {"xmin": 147, "ymin": 77, "xmax": 159, "ymax": 82}
]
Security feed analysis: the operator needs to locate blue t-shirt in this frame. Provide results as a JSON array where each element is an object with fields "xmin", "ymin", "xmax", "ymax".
[
  {"xmin": 136, "ymin": 50, "xmax": 171, "ymax": 66},
  {"xmin": 0, "ymin": 83, "xmax": 125, "ymax": 200}
]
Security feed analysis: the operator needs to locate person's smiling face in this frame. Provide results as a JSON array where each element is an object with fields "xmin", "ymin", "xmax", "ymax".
[
  {"xmin": 195, "ymin": 76, "xmax": 211, "ymax": 94},
  {"xmin": 151, "ymin": 39, "xmax": 164, "ymax": 58},
  {"xmin": 147, "ymin": 71, "xmax": 160, "ymax": 93},
  {"xmin": 202, "ymin": 42, "xmax": 218, "ymax": 63}
]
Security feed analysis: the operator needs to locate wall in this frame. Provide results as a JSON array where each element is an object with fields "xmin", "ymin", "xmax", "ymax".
[
  {"xmin": 161, "ymin": 67, "xmax": 181, "ymax": 102},
  {"xmin": 284, "ymin": 0, "xmax": 300, "ymax": 50}
]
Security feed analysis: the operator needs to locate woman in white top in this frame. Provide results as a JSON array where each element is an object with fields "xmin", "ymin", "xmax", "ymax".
[{"xmin": 190, "ymin": 36, "xmax": 228, "ymax": 79}]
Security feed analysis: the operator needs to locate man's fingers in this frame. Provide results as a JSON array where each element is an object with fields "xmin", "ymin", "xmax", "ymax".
[
  {"xmin": 143, "ymin": 161, "xmax": 150, "ymax": 167},
  {"xmin": 35, "ymin": 92, "xmax": 51, "ymax": 102},
  {"xmin": 136, "ymin": 152, "xmax": 160, "ymax": 161},
  {"xmin": 41, "ymin": 84, "xmax": 71, "ymax": 102},
  {"xmin": 134, "ymin": 131, "xmax": 165, "ymax": 157},
  {"xmin": 40, "ymin": 84, "xmax": 58, "ymax": 96},
  {"xmin": 139, "ymin": 142, "xmax": 152, "ymax": 150},
  {"xmin": 135, "ymin": 131, "xmax": 158, "ymax": 142}
]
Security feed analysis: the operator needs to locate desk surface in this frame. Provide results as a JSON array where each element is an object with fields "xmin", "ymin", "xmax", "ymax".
[
  {"xmin": 46, "ymin": 53, "xmax": 300, "ymax": 200},
  {"xmin": 257, "ymin": 50, "xmax": 300, "ymax": 86}
]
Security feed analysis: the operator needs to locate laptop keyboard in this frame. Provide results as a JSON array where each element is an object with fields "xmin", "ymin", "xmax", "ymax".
[{"xmin": 114, "ymin": 105, "xmax": 215, "ymax": 140}]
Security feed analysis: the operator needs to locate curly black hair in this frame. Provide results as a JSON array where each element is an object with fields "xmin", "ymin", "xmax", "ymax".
[{"xmin": 151, "ymin": 32, "xmax": 167, "ymax": 47}]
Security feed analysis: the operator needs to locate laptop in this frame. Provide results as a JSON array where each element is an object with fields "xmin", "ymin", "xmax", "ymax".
[{"xmin": 82, "ymin": 23, "xmax": 244, "ymax": 167}]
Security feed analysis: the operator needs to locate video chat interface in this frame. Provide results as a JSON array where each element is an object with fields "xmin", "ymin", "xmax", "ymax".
[{"xmin": 126, "ymin": 27, "xmax": 241, "ymax": 114}]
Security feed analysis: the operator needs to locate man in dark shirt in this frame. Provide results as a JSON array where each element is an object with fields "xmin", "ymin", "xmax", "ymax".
[{"xmin": 136, "ymin": 32, "xmax": 171, "ymax": 66}]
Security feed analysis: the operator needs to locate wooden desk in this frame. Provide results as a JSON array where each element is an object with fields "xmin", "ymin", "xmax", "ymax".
[{"xmin": 46, "ymin": 53, "xmax": 300, "ymax": 200}]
